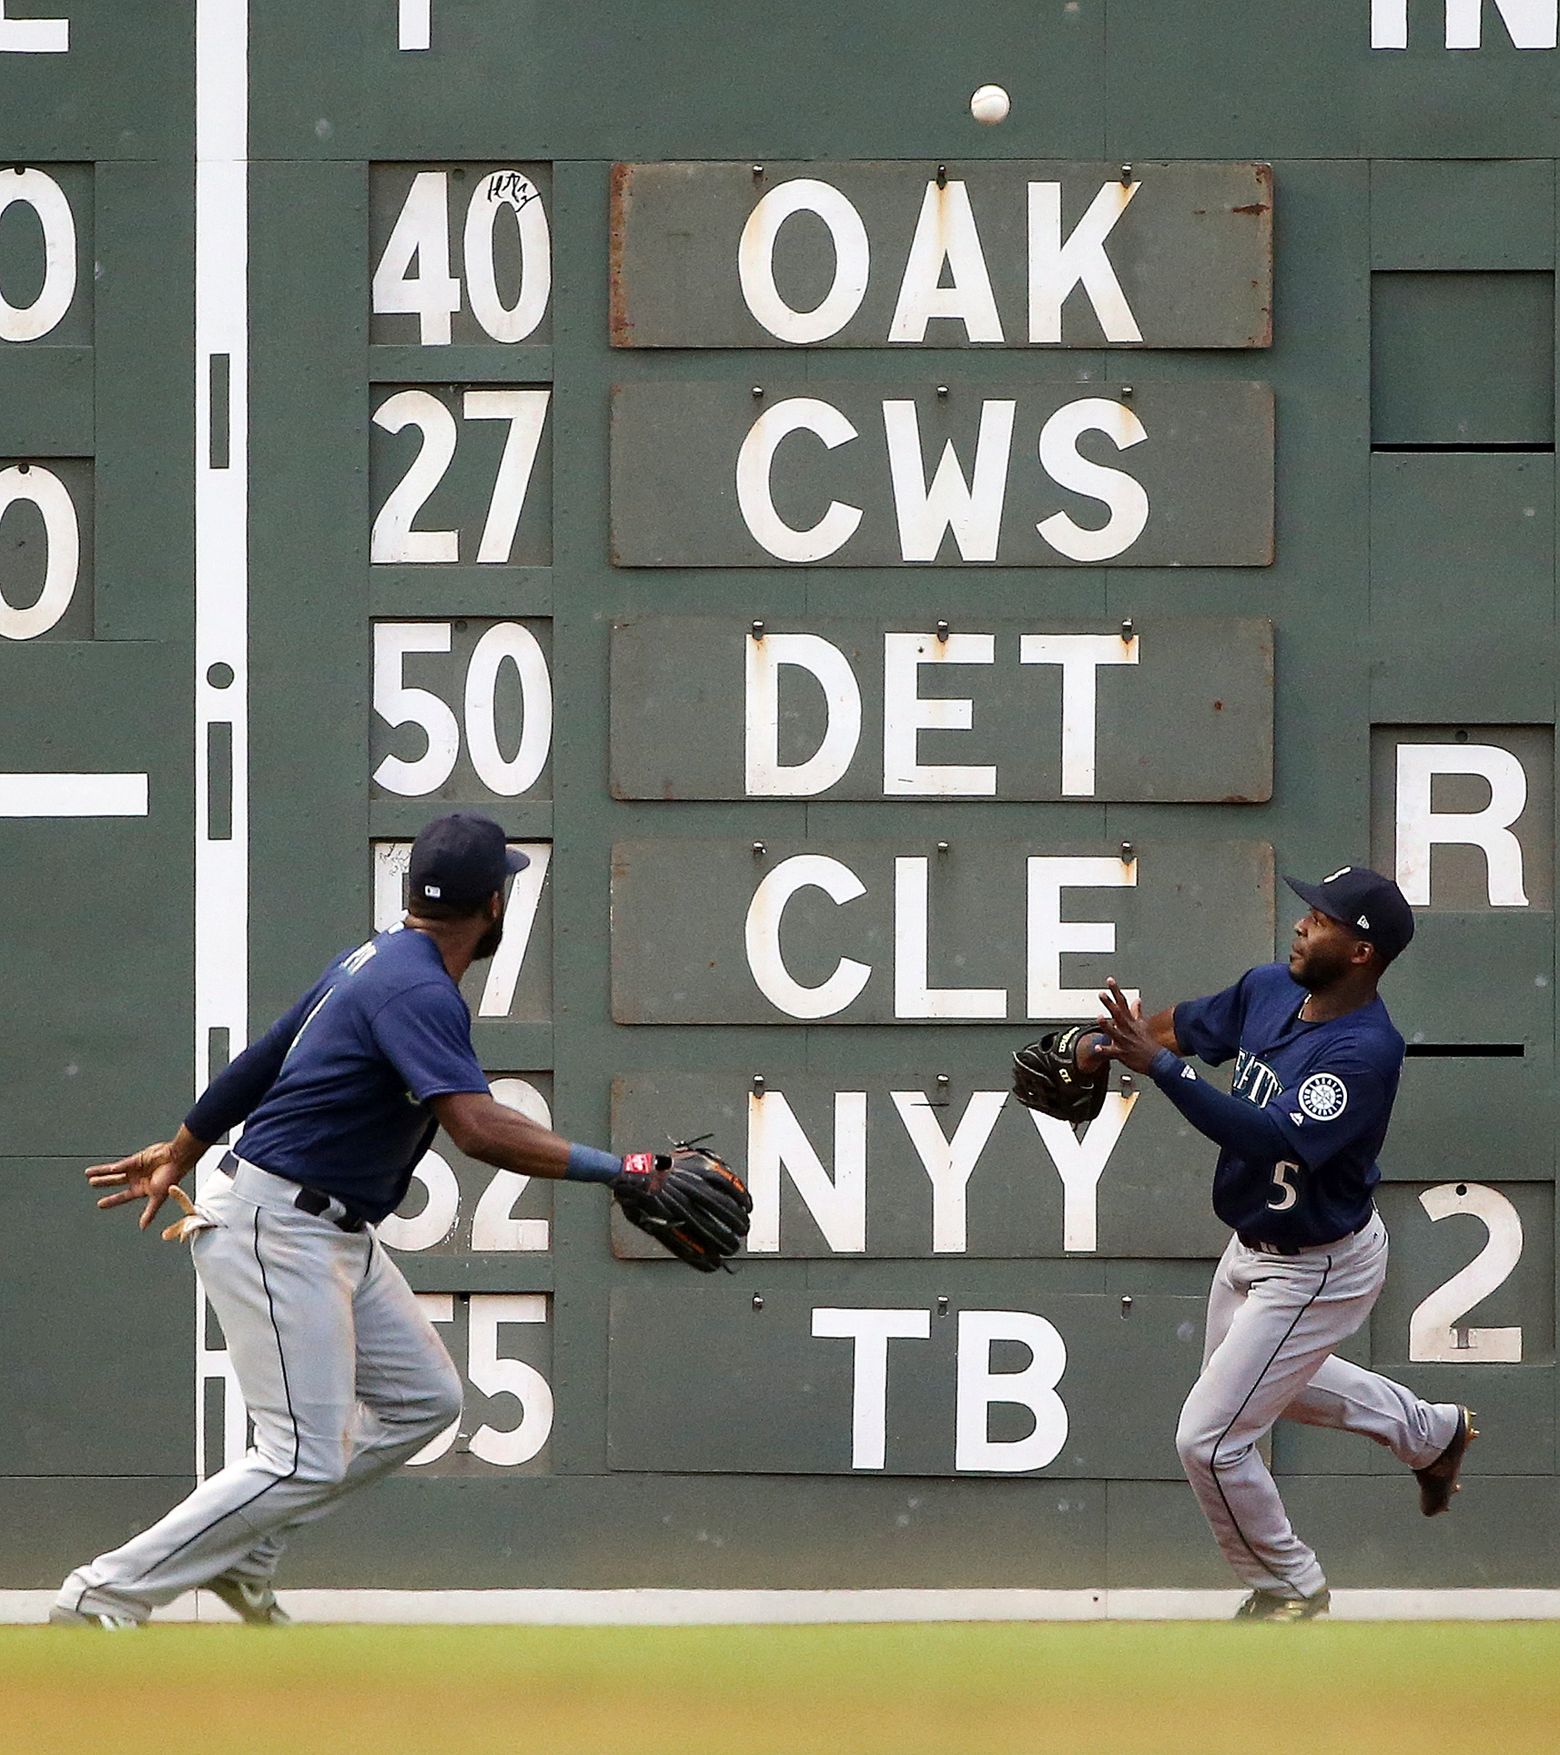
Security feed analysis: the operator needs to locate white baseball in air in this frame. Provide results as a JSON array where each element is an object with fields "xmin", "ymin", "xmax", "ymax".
[{"xmin": 970, "ymin": 83, "xmax": 1010, "ymax": 125}]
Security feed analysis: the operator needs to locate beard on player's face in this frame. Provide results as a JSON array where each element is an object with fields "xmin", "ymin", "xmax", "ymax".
[
  {"xmin": 1290, "ymin": 913, "xmax": 1364, "ymax": 990},
  {"xmin": 471, "ymin": 895, "xmax": 506, "ymax": 961}
]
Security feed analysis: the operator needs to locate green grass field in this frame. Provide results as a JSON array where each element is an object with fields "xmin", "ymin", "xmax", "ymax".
[{"xmin": 3, "ymin": 1622, "xmax": 1559, "ymax": 1755}]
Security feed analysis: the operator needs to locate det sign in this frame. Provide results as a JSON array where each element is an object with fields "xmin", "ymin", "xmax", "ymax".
[{"xmin": 609, "ymin": 616, "xmax": 1274, "ymax": 803}]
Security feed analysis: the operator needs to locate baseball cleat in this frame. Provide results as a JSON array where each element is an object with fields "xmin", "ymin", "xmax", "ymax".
[
  {"xmin": 48, "ymin": 1604, "xmax": 139, "ymax": 1629},
  {"xmin": 1232, "ymin": 1587, "xmax": 1331, "ymax": 1622},
  {"xmin": 1416, "ymin": 1407, "xmax": 1478, "ymax": 1517},
  {"xmin": 207, "ymin": 1574, "xmax": 292, "ymax": 1627}
]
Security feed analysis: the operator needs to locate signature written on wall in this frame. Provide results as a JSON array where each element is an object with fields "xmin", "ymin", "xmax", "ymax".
[{"xmin": 486, "ymin": 170, "xmax": 541, "ymax": 211}]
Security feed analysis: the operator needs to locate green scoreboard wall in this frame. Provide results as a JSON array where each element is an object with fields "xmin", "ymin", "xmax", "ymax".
[{"xmin": 2, "ymin": 0, "xmax": 1558, "ymax": 1591}]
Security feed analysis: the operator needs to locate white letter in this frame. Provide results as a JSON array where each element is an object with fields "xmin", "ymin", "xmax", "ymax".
[
  {"xmin": 739, "ymin": 180, "xmax": 870, "ymax": 344},
  {"xmin": 1028, "ymin": 181, "xmax": 1142, "ymax": 345},
  {"xmin": 745, "ymin": 632, "xmax": 862, "ymax": 796},
  {"xmin": 882, "ymin": 632, "xmax": 997, "ymax": 795},
  {"xmin": 1395, "ymin": 744, "xmax": 1530, "ymax": 906},
  {"xmin": 882, "ymin": 399, "xmax": 1014, "ymax": 562},
  {"xmin": 812, "ymin": 1307, "xmax": 931, "ymax": 1469},
  {"xmin": 745, "ymin": 854, "xmax": 872, "ymax": 1018},
  {"xmin": 892, "ymin": 1090, "xmax": 1008, "ymax": 1253},
  {"xmin": 1371, "ymin": 0, "xmax": 1408, "ymax": 45},
  {"xmin": 955, "ymin": 1310, "xmax": 1068, "ymax": 1472},
  {"xmin": 736, "ymin": 398, "xmax": 862, "ymax": 563},
  {"xmin": 888, "ymin": 180, "xmax": 1004, "ymax": 343},
  {"xmin": 1036, "ymin": 399, "xmax": 1150, "ymax": 563},
  {"xmin": 894, "ymin": 858, "xmax": 1007, "ymax": 1019},
  {"xmin": 1027, "ymin": 854, "xmax": 1139, "ymax": 1017},
  {"xmin": 1020, "ymin": 631, "xmax": 1140, "ymax": 796},
  {"xmin": 0, "ymin": 4, "xmax": 68, "ymax": 51},
  {"xmin": 1024, "ymin": 1091, "xmax": 1137, "ymax": 1253},
  {"xmin": 747, "ymin": 1091, "xmax": 867, "ymax": 1253},
  {"xmin": 1445, "ymin": 0, "xmax": 1556, "ymax": 48}
]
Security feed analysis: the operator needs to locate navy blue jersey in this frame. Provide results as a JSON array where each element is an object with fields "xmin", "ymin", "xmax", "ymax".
[
  {"xmin": 1172, "ymin": 962, "xmax": 1405, "ymax": 1247},
  {"xmin": 230, "ymin": 925, "xmax": 489, "ymax": 1222}
]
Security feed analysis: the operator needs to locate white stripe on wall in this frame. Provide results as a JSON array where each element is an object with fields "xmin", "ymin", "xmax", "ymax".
[
  {"xmin": 0, "ymin": 774, "xmax": 147, "ymax": 815},
  {"xmin": 194, "ymin": 0, "xmax": 250, "ymax": 1481}
]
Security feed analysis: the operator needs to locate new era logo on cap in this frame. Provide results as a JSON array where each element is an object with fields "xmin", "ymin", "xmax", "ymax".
[{"xmin": 1357, "ymin": 914, "xmax": 1369, "ymax": 929}]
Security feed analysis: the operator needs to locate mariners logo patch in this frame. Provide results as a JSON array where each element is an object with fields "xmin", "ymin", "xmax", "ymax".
[{"xmin": 1298, "ymin": 1072, "xmax": 1348, "ymax": 1121}]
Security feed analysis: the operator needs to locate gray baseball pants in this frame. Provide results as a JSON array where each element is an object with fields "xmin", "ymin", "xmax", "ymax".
[
  {"xmin": 1177, "ymin": 1212, "xmax": 1461, "ymax": 1598},
  {"xmin": 58, "ymin": 1161, "xmax": 462, "ymax": 1621}
]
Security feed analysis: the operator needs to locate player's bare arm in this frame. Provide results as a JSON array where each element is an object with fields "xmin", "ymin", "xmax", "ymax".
[
  {"xmin": 432, "ymin": 1090, "xmax": 572, "ymax": 1179},
  {"xmin": 85, "ymin": 1124, "xmax": 210, "ymax": 1229}
]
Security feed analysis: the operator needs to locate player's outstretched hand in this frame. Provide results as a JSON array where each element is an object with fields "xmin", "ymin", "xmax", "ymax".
[
  {"xmin": 86, "ymin": 1139, "xmax": 197, "ymax": 1231},
  {"xmin": 1096, "ymin": 977, "xmax": 1162, "ymax": 1075}
]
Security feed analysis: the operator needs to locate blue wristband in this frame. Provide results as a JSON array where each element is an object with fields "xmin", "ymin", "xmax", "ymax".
[
  {"xmin": 1148, "ymin": 1047, "xmax": 1184, "ymax": 1084},
  {"xmin": 564, "ymin": 1143, "xmax": 624, "ymax": 1184}
]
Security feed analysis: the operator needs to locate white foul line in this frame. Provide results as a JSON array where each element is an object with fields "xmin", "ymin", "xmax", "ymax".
[
  {"xmin": 0, "ymin": 774, "xmax": 148, "ymax": 815},
  {"xmin": 194, "ymin": 0, "xmax": 250, "ymax": 1480},
  {"xmin": 6, "ymin": 1587, "xmax": 1560, "ymax": 1624}
]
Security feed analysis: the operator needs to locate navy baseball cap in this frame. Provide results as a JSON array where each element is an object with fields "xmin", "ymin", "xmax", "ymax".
[
  {"xmin": 409, "ymin": 812, "xmax": 529, "ymax": 909},
  {"xmin": 1284, "ymin": 865, "xmax": 1415, "ymax": 962}
]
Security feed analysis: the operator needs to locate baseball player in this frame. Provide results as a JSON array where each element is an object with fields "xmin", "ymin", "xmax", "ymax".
[
  {"xmin": 51, "ymin": 811, "xmax": 748, "ymax": 1628},
  {"xmin": 1014, "ymin": 866, "xmax": 1475, "ymax": 1621}
]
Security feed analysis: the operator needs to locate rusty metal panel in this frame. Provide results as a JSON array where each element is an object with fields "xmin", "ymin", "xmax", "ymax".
[
  {"xmin": 609, "ymin": 161, "xmax": 1271, "ymax": 349},
  {"xmin": 611, "ymin": 1072, "xmax": 1226, "ymax": 1261},
  {"xmin": 607, "ymin": 1284, "xmax": 1204, "ymax": 1477},
  {"xmin": 611, "ymin": 837, "xmax": 1274, "ymax": 1025},
  {"xmin": 611, "ymin": 615, "xmax": 1272, "ymax": 802},
  {"xmin": 610, "ymin": 381, "xmax": 1274, "ymax": 568}
]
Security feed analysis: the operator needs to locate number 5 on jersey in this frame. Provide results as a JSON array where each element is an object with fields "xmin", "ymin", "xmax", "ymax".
[{"xmin": 1267, "ymin": 1160, "xmax": 1301, "ymax": 1211}]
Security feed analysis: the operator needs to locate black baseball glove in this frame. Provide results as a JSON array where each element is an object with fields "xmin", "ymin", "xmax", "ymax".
[
  {"xmin": 1011, "ymin": 1024, "xmax": 1109, "ymax": 1124},
  {"xmin": 612, "ymin": 1142, "xmax": 753, "ymax": 1272}
]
